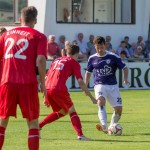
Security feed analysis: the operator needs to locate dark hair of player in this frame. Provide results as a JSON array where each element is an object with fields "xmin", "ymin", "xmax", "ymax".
[
  {"xmin": 21, "ymin": 6, "xmax": 37, "ymax": 23},
  {"xmin": 94, "ymin": 36, "xmax": 105, "ymax": 45},
  {"xmin": 67, "ymin": 45, "xmax": 79, "ymax": 56}
]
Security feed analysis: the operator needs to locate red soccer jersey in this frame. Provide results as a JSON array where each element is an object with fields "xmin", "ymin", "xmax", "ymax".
[
  {"xmin": 0, "ymin": 26, "xmax": 47, "ymax": 84},
  {"xmin": 45, "ymin": 56, "xmax": 82, "ymax": 91}
]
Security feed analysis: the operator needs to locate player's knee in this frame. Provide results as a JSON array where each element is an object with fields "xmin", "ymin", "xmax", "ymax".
[
  {"xmin": 114, "ymin": 106, "xmax": 122, "ymax": 115},
  {"xmin": 28, "ymin": 119, "xmax": 39, "ymax": 129},
  {"xmin": 97, "ymin": 97, "xmax": 105, "ymax": 106},
  {"xmin": 59, "ymin": 109, "xmax": 68, "ymax": 116}
]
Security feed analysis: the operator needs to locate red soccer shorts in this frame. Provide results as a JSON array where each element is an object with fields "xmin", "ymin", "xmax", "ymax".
[
  {"xmin": 0, "ymin": 83, "xmax": 39, "ymax": 121},
  {"xmin": 46, "ymin": 89, "xmax": 73, "ymax": 113}
]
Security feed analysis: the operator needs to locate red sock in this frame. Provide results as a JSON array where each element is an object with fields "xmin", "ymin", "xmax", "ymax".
[
  {"xmin": 28, "ymin": 129, "xmax": 39, "ymax": 150},
  {"xmin": 0, "ymin": 126, "xmax": 5, "ymax": 150},
  {"xmin": 70, "ymin": 112, "xmax": 83, "ymax": 136},
  {"xmin": 39, "ymin": 112, "xmax": 64, "ymax": 129}
]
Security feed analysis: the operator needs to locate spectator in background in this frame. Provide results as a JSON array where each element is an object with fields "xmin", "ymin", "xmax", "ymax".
[
  {"xmin": 129, "ymin": 42, "xmax": 137, "ymax": 58},
  {"xmin": 59, "ymin": 35, "xmax": 66, "ymax": 50},
  {"xmin": 105, "ymin": 41, "xmax": 116, "ymax": 54},
  {"xmin": 105, "ymin": 35, "xmax": 112, "ymax": 49},
  {"xmin": 120, "ymin": 51, "xmax": 128, "ymax": 62},
  {"xmin": 47, "ymin": 35, "xmax": 61, "ymax": 60},
  {"xmin": 137, "ymin": 36, "xmax": 145, "ymax": 47},
  {"xmin": 116, "ymin": 41, "xmax": 130, "ymax": 58},
  {"xmin": 0, "ymin": 27, "xmax": 7, "ymax": 36},
  {"xmin": 61, "ymin": 41, "xmax": 70, "ymax": 56},
  {"xmin": 72, "ymin": 40, "xmax": 78, "ymax": 46},
  {"xmin": 77, "ymin": 33, "xmax": 88, "ymax": 60},
  {"xmin": 87, "ymin": 34, "xmax": 96, "ymax": 56},
  {"xmin": 73, "ymin": 9, "xmax": 81, "ymax": 22},
  {"xmin": 124, "ymin": 36, "xmax": 131, "ymax": 50},
  {"xmin": 145, "ymin": 33, "xmax": 150, "ymax": 58},
  {"xmin": 133, "ymin": 46, "xmax": 144, "ymax": 61}
]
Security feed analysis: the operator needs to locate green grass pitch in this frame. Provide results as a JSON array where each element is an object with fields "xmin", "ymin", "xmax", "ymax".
[{"xmin": 3, "ymin": 90, "xmax": 150, "ymax": 150}]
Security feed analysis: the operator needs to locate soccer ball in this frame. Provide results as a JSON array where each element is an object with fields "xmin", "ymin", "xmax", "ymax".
[{"xmin": 108, "ymin": 123, "xmax": 122, "ymax": 136}]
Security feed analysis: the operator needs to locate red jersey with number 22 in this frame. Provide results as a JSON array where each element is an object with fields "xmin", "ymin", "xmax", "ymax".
[
  {"xmin": 0, "ymin": 26, "xmax": 47, "ymax": 85},
  {"xmin": 45, "ymin": 56, "xmax": 82, "ymax": 91}
]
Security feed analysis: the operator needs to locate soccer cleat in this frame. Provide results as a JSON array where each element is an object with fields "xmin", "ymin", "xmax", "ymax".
[
  {"xmin": 78, "ymin": 135, "xmax": 93, "ymax": 141},
  {"xmin": 96, "ymin": 124, "xmax": 108, "ymax": 134}
]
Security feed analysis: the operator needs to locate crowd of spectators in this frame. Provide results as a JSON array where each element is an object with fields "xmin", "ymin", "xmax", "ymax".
[
  {"xmin": 1, "ymin": 26, "xmax": 150, "ymax": 62},
  {"xmin": 46, "ymin": 32, "xmax": 150, "ymax": 62}
]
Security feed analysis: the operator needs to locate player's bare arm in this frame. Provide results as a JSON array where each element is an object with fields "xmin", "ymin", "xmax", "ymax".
[
  {"xmin": 123, "ymin": 67, "xmax": 130, "ymax": 85},
  {"xmin": 37, "ymin": 55, "xmax": 46, "ymax": 96},
  {"xmin": 84, "ymin": 71, "xmax": 91, "ymax": 86},
  {"xmin": 77, "ymin": 78, "xmax": 97, "ymax": 104}
]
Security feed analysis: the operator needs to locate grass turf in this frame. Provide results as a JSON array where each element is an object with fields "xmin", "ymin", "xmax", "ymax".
[{"xmin": 3, "ymin": 90, "xmax": 150, "ymax": 150}]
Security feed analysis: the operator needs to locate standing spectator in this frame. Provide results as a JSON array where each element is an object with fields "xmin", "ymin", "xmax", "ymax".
[
  {"xmin": 73, "ymin": 9, "xmax": 81, "ymax": 22},
  {"xmin": 0, "ymin": 6, "xmax": 47, "ymax": 150},
  {"xmin": 105, "ymin": 35, "xmax": 112, "ymax": 49},
  {"xmin": 116, "ymin": 41, "xmax": 130, "ymax": 58},
  {"xmin": 77, "ymin": 33, "xmax": 88, "ymax": 60},
  {"xmin": 145, "ymin": 33, "xmax": 150, "ymax": 58},
  {"xmin": 85, "ymin": 36, "xmax": 129, "ymax": 133},
  {"xmin": 47, "ymin": 35, "xmax": 61, "ymax": 59},
  {"xmin": 128, "ymin": 42, "xmax": 137, "ymax": 58},
  {"xmin": 39, "ymin": 45, "xmax": 97, "ymax": 140},
  {"xmin": 58, "ymin": 35, "xmax": 66, "ymax": 50},
  {"xmin": 124, "ymin": 36, "xmax": 131, "ymax": 49},
  {"xmin": 87, "ymin": 34, "xmax": 96, "ymax": 56}
]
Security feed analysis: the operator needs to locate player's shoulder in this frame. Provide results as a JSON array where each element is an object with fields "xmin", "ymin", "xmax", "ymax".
[
  {"xmin": 15, "ymin": 26, "xmax": 46, "ymax": 39},
  {"xmin": 88, "ymin": 53, "xmax": 98, "ymax": 59},
  {"xmin": 106, "ymin": 51, "xmax": 120, "ymax": 58}
]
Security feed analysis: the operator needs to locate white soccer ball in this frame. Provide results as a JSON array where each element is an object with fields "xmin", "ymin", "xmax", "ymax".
[{"xmin": 108, "ymin": 123, "xmax": 122, "ymax": 136}]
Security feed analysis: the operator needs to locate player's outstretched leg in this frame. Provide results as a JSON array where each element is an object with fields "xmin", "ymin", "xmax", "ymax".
[
  {"xmin": 39, "ymin": 112, "xmax": 64, "ymax": 129},
  {"xmin": 70, "ymin": 112, "xmax": 92, "ymax": 141}
]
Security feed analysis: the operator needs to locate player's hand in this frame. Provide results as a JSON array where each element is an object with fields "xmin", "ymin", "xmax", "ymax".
[
  {"xmin": 40, "ymin": 83, "xmax": 47, "ymax": 97},
  {"xmin": 43, "ymin": 98, "xmax": 50, "ymax": 107},
  {"xmin": 123, "ymin": 79, "xmax": 130, "ymax": 86}
]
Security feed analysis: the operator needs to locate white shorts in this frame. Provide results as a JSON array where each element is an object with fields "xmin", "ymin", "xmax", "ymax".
[{"xmin": 94, "ymin": 84, "xmax": 122, "ymax": 108}]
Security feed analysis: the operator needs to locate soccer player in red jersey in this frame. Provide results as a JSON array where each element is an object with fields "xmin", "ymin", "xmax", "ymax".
[
  {"xmin": 39, "ymin": 45, "xmax": 97, "ymax": 141},
  {"xmin": 0, "ymin": 6, "xmax": 47, "ymax": 150}
]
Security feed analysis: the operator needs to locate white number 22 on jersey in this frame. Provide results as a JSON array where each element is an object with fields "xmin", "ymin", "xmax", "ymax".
[{"xmin": 4, "ymin": 38, "xmax": 29, "ymax": 60}]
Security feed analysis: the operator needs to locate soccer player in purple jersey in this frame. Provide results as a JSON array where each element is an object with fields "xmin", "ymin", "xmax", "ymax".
[{"xmin": 85, "ymin": 36, "xmax": 130, "ymax": 133}]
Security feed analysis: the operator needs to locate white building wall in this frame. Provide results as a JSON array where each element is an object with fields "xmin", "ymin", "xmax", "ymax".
[
  {"xmin": 4, "ymin": 0, "xmax": 150, "ymax": 49},
  {"xmin": 39, "ymin": 0, "xmax": 150, "ymax": 49}
]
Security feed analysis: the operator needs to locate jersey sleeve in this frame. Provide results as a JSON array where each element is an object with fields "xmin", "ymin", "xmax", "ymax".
[
  {"xmin": 86, "ymin": 57, "xmax": 93, "ymax": 73},
  {"xmin": 37, "ymin": 34, "xmax": 47, "ymax": 58},
  {"xmin": 115, "ymin": 56, "xmax": 126, "ymax": 69},
  {"xmin": 72, "ymin": 60, "xmax": 83, "ymax": 80}
]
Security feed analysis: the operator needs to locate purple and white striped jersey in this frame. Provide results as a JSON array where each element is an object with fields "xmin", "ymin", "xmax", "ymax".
[{"xmin": 86, "ymin": 51, "xmax": 126, "ymax": 85}]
